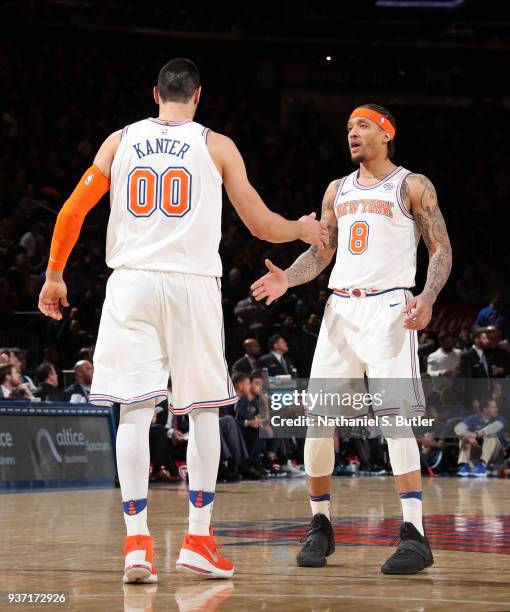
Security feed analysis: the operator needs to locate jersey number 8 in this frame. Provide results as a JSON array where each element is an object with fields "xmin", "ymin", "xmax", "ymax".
[
  {"xmin": 127, "ymin": 166, "xmax": 192, "ymax": 218},
  {"xmin": 349, "ymin": 221, "xmax": 369, "ymax": 254}
]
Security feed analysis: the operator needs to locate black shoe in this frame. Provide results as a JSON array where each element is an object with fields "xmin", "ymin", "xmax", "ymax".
[
  {"xmin": 381, "ymin": 522, "xmax": 434, "ymax": 575},
  {"xmin": 240, "ymin": 465, "xmax": 262, "ymax": 480},
  {"xmin": 296, "ymin": 514, "xmax": 335, "ymax": 567}
]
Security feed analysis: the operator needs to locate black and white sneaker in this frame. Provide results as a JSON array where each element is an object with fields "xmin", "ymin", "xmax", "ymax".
[
  {"xmin": 381, "ymin": 522, "xmax": 434, "ymax": 575},
  {"xmin": 296, "ymin": 514, "xmax": 335, "ymax": 567}
]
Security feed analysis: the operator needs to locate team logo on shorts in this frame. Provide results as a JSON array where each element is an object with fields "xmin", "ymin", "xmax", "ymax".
[
  {"xmin": 84, "ymin": 173, "xmax": 94, "ymax": 185},
  {"xmin": 383, "ymin": 182, "xmax": 394, "ymax": 190}
]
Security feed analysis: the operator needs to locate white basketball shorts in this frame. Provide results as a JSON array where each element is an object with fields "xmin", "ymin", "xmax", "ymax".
[
  {"xmin": 308, "ymin": 288, "xmax": 425, "ymax": 418},
  {"xmin": 89, "ymin": 269, "xmax": 236, "ymax": 414}
]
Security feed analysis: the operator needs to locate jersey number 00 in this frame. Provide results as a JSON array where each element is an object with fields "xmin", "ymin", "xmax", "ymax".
[{"xmin": 127, "ymin": 166, "xmax": 192, "ymax": 218}]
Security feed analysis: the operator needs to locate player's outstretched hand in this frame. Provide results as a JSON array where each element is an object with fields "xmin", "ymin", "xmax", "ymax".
[
  {"xmin": 402, "ymin": 294, "xmax": 432, "ymax": 330},
  {"xmin": 298, "ymin": 212, "xmax": 329, "ymax": 249},
  {"xmin": 38, "ymin": 275, "xmax": 69, "ymax": 320},
  {"xmin": 251, "ymin": 259, "xmax": 289, "ymax": 305}
]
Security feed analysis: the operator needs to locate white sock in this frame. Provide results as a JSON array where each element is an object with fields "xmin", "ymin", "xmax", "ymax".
[
  {"xmin": 117, "ymin": 401, "xmax": 155, "ymax": 537},
  {"xmin": 309, "ymin": 494, "xmax": 331, "ymax": 520},
  {"xmin": 187, "ymin": 409, "xmax": 220, "ymax": 536},
  {"xmin": 399, "ymin": 491, "xmax": 424, "ymax": 536}
]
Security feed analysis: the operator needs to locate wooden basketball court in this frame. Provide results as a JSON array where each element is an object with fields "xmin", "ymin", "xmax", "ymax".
[{"xmin": 1, "ymin": 477, "xmax": 509, "ymax": 611}]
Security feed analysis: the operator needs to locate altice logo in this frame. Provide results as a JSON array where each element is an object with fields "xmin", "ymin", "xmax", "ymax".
[
  {"xmin": 56, "ymin": 428, "xmax": 86, "ymax": 446},
  {"xmin": 0, "ymin": 432, "xmax": 13, "ymax": 447}
]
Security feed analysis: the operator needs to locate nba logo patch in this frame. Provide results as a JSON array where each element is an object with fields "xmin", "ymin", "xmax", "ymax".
[
  {"xmin": 84, "ymin": 173, "xmax": 94, "ymax": 185},
  {"xmin": 383, "ymin": 183, "xmax": 394, "ymax": 190}
]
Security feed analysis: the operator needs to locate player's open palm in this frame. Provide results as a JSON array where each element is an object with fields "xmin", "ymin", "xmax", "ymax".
[
  {"xmin": 251, "ymin": 259, "xmax": 288, "ymax": 305},
  {"xmin": 298, "ymin": 212, "xmax": 329, "ymax": 249},
  {"xmin": 38, "ymin": 278, "xmax": 69, "ymax": 320}
]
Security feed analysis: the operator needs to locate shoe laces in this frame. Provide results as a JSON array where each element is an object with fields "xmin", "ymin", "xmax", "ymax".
[
  {"xmin": 299, "ymin": 519, "xmax": 325, "ymax": 544},
  {"xmin": 390, "ymin": 524, "xmax": 422, "ymax": 555}
]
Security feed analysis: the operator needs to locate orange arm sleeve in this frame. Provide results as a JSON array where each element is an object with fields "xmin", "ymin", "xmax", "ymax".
[{"xmin": 48, "ymin": 165, "xmax": 110, "ymax": 272}]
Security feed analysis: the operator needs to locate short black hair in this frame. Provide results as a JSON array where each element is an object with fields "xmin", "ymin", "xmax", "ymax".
[
  {"xmin": 472, "ymin": 328, "xmax": 488, "ymax": 343},
  {"xmin": 268, "ymin": 334, "xmax": 283, "ymax": 351},
  {"xmin": 249, "ymin": 369, "xmax": 264, "ymax": 381},
  {"xmin": 481, "ymin": 396, "xmax": 496, "ymax": 410},
  {"xmin": 438, "ymin": 330, "xmax": 454, "ymax": 342},
  {"xmin": 359, "ymin": 103, "xmax": 397, "ymax": 159},
  {"xmin": 36, "ymin": 362, "xmax": 54, "ymax": 383},
  {"xmin": 157, "ymin": 58, "xmax": 200, "ymax": 103},
  {"xmin": 231, "ymin": 372, "xmax": 249, "ymax": 387}
]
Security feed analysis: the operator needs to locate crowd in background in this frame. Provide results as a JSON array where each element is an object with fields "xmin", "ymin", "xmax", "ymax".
[{"xmin": 1, "ymin": 38, "xmax": 510, "ymax": 480}]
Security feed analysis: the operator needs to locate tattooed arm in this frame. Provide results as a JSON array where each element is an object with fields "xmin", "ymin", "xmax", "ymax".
[
  {"xmin": 286, "ymin": 180, "xmax": 339, "ymax": 287},
  {"xmin": 400, "ymin": 173, "xmax": 452, "ymax": 330},
  {"xmin": 250, "ymin": 180, "xmax": 339, "ymax": 304}
]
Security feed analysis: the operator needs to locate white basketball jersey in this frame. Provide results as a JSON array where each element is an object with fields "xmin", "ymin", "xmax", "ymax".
[
  {"xmin": 328, "ymin": 166, "xmax": 420, "ymax": 289},
  {"xmin": 106, "ymin": 118, "xmax": 222, "ymax": 276}
]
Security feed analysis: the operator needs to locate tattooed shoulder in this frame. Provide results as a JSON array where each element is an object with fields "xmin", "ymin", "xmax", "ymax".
[{"xmin": 406, "ymin": 173, "xmax": 438, "ymax": 207}]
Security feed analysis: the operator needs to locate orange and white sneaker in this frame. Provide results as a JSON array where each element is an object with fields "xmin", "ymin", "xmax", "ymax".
[
  {"xmin": 123, "ymin": 535, "xmax": 158, "ymax": 584},
  {"xmin": 176, "ymin": 528, "xmax": 234, "ymax": 579}
]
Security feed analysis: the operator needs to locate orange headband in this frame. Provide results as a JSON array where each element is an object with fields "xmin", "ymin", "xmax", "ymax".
[{"xmin": 349, "ymin": 107, "xmax": 396, "ymax": 140}]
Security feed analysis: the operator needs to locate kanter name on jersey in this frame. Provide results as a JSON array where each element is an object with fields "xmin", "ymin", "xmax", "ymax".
[{"xmin": 133, "ymin": 138, "xmax": 191, "ymax": 160}]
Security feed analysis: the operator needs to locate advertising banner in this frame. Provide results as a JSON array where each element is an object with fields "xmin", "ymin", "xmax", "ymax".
[{"xmin": 0, "ymin": 403, "xmax": 116, "ymax": 490}]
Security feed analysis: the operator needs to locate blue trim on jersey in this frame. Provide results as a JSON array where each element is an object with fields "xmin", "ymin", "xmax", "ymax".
[
  {"xmin": 396, "ymin": 171, "xmax": 414, "ymax": 220},
  {"xmin": 353, "ymin": 165, "xmax": 402, "ymax": 190},
  {"xmin": 201, "ymin": 126, "xmax": 210, "ymax": 145},
  {"xmin": 148, "ymin": 117, "xmax": 192, "ymax": 126}
]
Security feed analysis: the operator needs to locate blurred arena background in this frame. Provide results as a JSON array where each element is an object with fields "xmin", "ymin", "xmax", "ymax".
[
  {"xmin": 1, "ymin": 1, "xmax": 510, "ymax": 610},
  {"xmin": 1, "ymin": 0, "xmax": 510, "ymax": 372}
]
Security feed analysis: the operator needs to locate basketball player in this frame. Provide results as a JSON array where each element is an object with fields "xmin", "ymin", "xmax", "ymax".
[
  {"xmin": 251, "ymin": 104, "xmax": 452, "ymax": 574},
  {"xmin": 38, "ymin": 58, "xmax": 328, "ymax": 582}
]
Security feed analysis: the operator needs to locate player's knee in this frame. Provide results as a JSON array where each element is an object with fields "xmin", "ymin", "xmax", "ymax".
[
  {"xmin": 190, "ymin": 407, "xmax": 219, "ymax": 423},
  {"xmin": 385, "ymin": 436, "xmax": 420, "ymax": 476},
  {"xmin": 304, "ymin": 437, "xmax": 335, "ymax": 477},
  {"xmin": 119, "ymin": 398, "xmax": 156, "ymax": 425}
]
